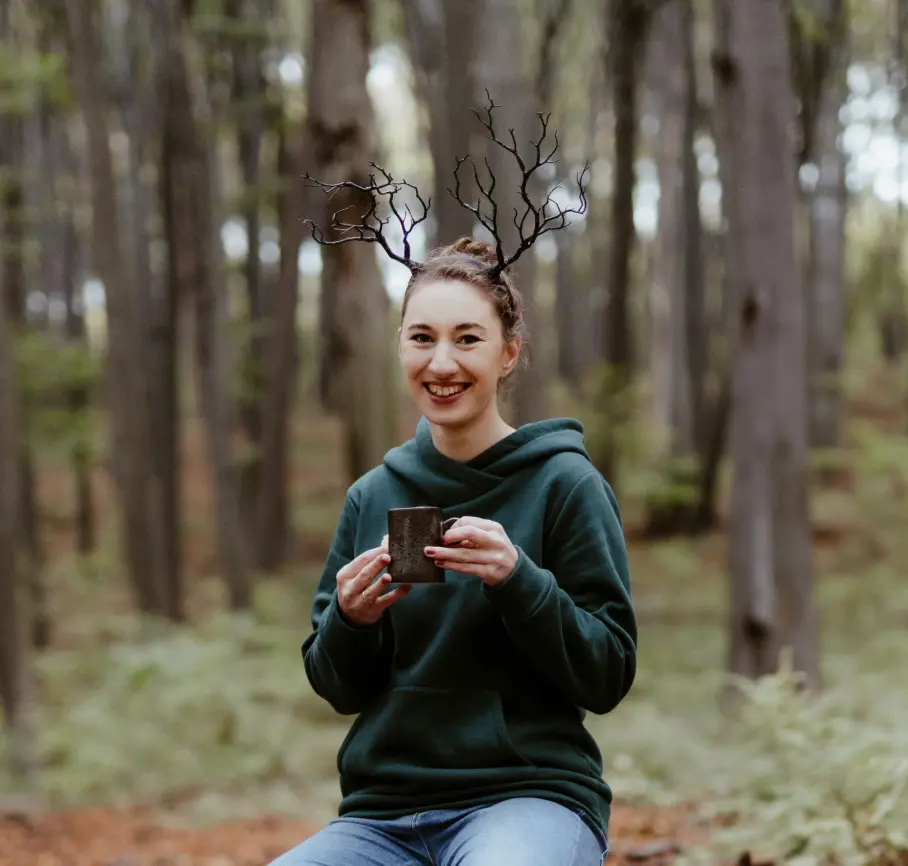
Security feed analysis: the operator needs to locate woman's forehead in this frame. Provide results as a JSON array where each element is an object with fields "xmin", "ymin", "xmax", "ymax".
[{"xmin": 403, "ymin": 280, "xmax": 497, "ymax": 324}]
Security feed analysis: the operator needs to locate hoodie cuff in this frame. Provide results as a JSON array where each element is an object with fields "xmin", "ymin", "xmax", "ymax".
[
  {"xmin": 318, "ymin": 592, "xmax": 384, "ymax": 658},
  {"xmin": 482, "ymin": 547, "xmax": 555, "ymax": 621}
]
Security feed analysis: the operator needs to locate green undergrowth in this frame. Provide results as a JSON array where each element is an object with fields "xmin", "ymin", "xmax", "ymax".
[{"xmin": 2, "ymin": 426, "xmax": 908, "ymax": 865}]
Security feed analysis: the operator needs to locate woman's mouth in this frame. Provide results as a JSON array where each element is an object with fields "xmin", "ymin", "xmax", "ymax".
[{"xmin": 424, "ymin": 382, "xmax": 472, "ymax": 404}]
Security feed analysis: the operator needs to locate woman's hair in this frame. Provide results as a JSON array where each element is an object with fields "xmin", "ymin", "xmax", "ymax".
[{"xmin": 400, "ymin": 238, "xmax": 526, "ymax": 345}]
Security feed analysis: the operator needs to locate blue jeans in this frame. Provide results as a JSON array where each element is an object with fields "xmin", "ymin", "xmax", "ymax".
[{"xmin": 268, "ymin": 797, "xmax": 608, "ymax": 866}]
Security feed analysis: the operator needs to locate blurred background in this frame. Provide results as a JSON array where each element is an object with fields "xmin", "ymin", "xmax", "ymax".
[{"xmin": 1, "ymin": 0, "xmax": 907, "ymax": 864}]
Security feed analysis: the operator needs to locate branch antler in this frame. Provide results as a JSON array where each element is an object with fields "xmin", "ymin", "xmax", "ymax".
[
  {"xmin": 447, "ymin": 90, "xmax": 590, "ymax": 280},
  {"xmin": 303, "ymin": 163, "xmax": 431, "ymax": 271}
]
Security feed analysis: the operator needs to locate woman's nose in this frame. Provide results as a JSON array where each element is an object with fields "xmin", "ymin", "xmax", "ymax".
[{"xmin": 427, "ymin": 342, "xmax": 458, "ymax": 375}]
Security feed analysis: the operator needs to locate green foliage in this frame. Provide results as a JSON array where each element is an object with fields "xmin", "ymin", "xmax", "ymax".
[
  {"xmin": 591, "ymin": 557, "xmax": 908, "ymax": 866},
  {"xmin": 0, "ymin": 44, "xmax": 70, "ymax": 113},
  {"xmin": 14, "ymin": 330, "xmax": 102, "ymax": 460},
  {"xmin": 707, "ymin": 660, "xmax": 908, "ymax": 866},
  {"xmin": 1, "ymin": 602, "xmax": 344, "ymax": 806},
  {"xmin": 642, "ymin": 455, "xmax": 701, "ymax": 509},
  {"xmin": 230, "ymin": 314, "xmax": 272, "ymax": 406},
  {"xmin": 574, "ymin": 360, "xmax": 648, "ymax": 475}
]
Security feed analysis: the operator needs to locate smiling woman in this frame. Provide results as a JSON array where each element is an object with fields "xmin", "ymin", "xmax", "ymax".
[
  {"xmin": 397, "ymin": 238, "xmax": 525, "ymax": 461},
  {"xmin": 271, "ymin": 100, "xmax": 634, "ymax": 866}
]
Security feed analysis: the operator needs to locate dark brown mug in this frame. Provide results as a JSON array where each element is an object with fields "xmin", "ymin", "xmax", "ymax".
[{"xmin": 387, "ymin": 507, "xmax": 458, "ymax": 584}]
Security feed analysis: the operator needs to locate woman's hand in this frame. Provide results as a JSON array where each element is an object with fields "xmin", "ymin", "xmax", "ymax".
[
  {"xmin": 425, "ymin": 517, "xmax": 519, "ymax": 588},
  {"xmin": 336, "ymin": 540, "xmax": 411, "ymax": 626}
]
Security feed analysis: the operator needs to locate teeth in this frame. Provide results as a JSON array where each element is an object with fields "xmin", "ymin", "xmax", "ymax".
[{"xmin": 427, "ymin": 383, "xmax": 468, "ymax": 397}]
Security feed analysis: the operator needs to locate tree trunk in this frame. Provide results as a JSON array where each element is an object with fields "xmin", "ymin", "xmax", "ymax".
[
  {"xmin": 536, "ymin": 0, "xmax": 577, "ymax": 391},
  {"xmin": 641, "ymin": 0, "xmax": 717, "ymax": 537},
  {"xmin": 713, "ymin": 0, "xmax": 820, "ymax": 691},
  {"xmin": 30, "ymin": 96, "xmax": 65, "ymax": 647},
  {"xmin": 0, "ymin": 250, "xmax": 34, "ymax": 779},
  {"xmin": 254, "ymin": 113, "xmax": 305, "ymax": 571},
  {"xmin": 647, "ymin": 0, "xmax": 701, "ymax": 458},
  {"xmin": 109, "ymin": 0, "xmax": 157, "ymax": 341},
  {"xmin": 65, "ymin": 0, "xmax": 167, "ymax": 616},
  {"xmin": 3, "ymin": 80, "xmax": 51, "ymax": 651},
  {"xmin": 155, "ymin": 0, "xmax": 252, "ymax": 609},
  {"xmin": 111, "ymin": 1, "xmax": 185, "ymax": 618},
  {"xmin": 155, "ymin": 86, "xmax": 188, "ymax": 622},
  {"xmin": 476, "ymin": 0, "xmax": 546, "ymax": 425},
  {"xmin": 804, "ymin": 1, "xmax": 848, "ymax": 449},
  {"xmin": 555, "ymin": 229, "xmax": 580, "ymax": 383},
  {"xmin": 226, "ymin": 0, "xmax": 268, "ymax": 525},
  {"xmin": 61, "ymin": 219, "xmax": 97, "ymax": 555},
  {"xmin": 0, "ymin": 53, "xmax": 36, "ymax": 773},
  {"xmin": 400, "ymin": 0, "xmax": 478, "ymax": 247},
  {"xmin": 308, "ymin": 0, "xmax": 394, "ymax": 482},
  {"xmin": 108, "ymin": 0, "xmax": 184, "ymax": 614},
  {"xmin": 597, "ymin": 0, "xmax": 649, "ymax": 482},
  {"xmin": 42, "ymin": 108, "xmax": 97, "ymax": 556},
  {"xmin": 152, "ymin": 187, "xmax": 185, "ymax": 620}
]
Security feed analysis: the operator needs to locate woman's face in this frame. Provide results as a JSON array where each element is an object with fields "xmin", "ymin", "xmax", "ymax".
[{"xmin": 398, "ymin": 280, "xmax": 520, "ymax": 430}]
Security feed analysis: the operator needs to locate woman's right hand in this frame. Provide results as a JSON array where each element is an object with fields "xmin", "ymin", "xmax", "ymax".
[{"xmin": 336, "ymin": 542, "xmax": 411, "ymax": 626}]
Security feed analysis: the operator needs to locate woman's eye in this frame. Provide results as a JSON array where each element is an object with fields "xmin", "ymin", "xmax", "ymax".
[
  {"xmin": 411, "ymin": 333, "xmax": 433, "ymax": 343},
  {"xmin": 459, "ymin": 334, "xmax": 480, "ymax": 345}
]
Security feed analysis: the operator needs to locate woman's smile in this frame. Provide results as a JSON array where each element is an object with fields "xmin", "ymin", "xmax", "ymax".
[{"xmin": 424, "ymin": 381, "xmax": 473, "ymax": 403}]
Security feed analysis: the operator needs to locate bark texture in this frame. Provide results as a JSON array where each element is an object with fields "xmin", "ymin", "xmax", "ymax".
[
  {"xmin": 254, "ymin": 111, "xmax": 306, "ymax": 570},
  {"xmin": 308, "ymin": 0, "xmax": 394, "ymax": 481},
  {"xmin": 805, "ymin": 14, "xmax": 848, "ymax": 449},
  {"xmin": 155, "ymin": 0, "xmax": 251, "ymax": 608},
  {"xmin": 65, "ymin": 0, "xmax": 167, "ymax": 616},
  {"xmin": 476, "ymin": 0, "xmax": 546, "ymax": 425},
  {"xmin": 597, "ymin": 0, "xmax": 649, "ymax": 481},
  {"xmin": 713, "ymin": 0, "xmax": 819, "ymax": 690},
  {"xmin": 647, "ymin": 0, "xmax": 702, "ymax": 458},
  {"xmin": 400, "ymin": 0, "xmax": 478, "ymax": 246}
]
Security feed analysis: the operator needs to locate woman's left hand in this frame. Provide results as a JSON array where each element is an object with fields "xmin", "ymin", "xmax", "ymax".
[{"xmin": 425, "ymin": 517, "xmax": 519, "ymax": 587}]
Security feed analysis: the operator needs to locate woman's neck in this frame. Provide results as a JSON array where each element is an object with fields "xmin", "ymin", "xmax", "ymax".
[{"xmin": 429, "ymin": 409, "xmax": 515, "ymax": 463}]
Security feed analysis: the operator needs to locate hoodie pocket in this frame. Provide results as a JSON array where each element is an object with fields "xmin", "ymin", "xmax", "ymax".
[{"xmin": 338, "ymin": 686, "xmax": 535, "ymax": 787}]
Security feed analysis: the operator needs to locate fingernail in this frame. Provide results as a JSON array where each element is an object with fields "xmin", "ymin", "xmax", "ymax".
[
  {"xmin": 381, "ymin": 553, "xmax": 391, "ymax": 562},
  {"xmin": 424, "ymin": 547, "xmax": 435, "ymax": 555}
]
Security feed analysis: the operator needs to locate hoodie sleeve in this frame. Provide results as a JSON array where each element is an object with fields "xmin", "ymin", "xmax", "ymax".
[
  {"xmin": 302, "ymin": 492, "xmax": 393, "ymax": 715},
  {"xmin": 482, "ymin": 471, "xmax": 637, "ymax": 714}
]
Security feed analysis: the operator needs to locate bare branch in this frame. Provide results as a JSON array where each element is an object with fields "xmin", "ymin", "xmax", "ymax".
[
  {"xmin": 445, "ymin": 89, "xmax": 590, "ymax": 280},
  {"xmin": 305, "ymin": 93, "xmax": 587, "ymax": 280},
  {"xmin": 303, "ymin": 165, "xmax": 431, "ymax": 271}
]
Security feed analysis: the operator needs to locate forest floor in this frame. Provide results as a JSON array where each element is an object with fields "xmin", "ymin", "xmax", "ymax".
[
  {"xmin": 0, "ymin": 801, "xmax": 704, "ymax": 866},
  {"xmin": 2, "ymin": 365, "xmax": 908, "ymax": 866}
]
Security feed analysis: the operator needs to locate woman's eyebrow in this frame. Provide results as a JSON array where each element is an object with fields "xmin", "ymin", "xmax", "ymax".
[{"xmin": 406, "ymin": 322, "xmax": 487, "ymax": 332}]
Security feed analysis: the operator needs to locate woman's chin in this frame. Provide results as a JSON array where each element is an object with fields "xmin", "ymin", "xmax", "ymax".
[{"xmin": 418, "ymin": 397, "xmax": 476, "ymax": 428}]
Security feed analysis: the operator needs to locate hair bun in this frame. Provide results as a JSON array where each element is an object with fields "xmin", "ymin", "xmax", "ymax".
[{"xmin": 434, "ymin": 237, "xmax": 498, "ymax": 265}]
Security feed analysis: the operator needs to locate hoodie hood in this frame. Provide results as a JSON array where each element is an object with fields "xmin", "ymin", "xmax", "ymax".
[{"xmin": 383, "ymin": 416, "xmax": 591, "ymax": 508}]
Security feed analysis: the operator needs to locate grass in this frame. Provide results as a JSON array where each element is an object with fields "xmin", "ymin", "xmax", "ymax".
[{"xmin": 2, "ymin": 374, "xmax": 908, "ymax": 865}]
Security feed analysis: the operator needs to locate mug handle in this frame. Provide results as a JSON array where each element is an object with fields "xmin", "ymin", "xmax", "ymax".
[{"xmin": 440, "ymin": 517, "xmax": 462, "ymax": 547}]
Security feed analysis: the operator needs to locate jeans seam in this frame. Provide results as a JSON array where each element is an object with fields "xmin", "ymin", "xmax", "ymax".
[
  {"xmin": 567, "ymin": 811, "xmax": 583, "ymax": 866},
  {"xmin": 411, "ymin": 813, "xmax": 437, "ymax": 866}
]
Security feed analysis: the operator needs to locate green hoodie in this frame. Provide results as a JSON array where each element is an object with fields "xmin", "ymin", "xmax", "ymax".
[{"xmin": 302, "ymin": 417, "xmax": 637, "ymax": 839}]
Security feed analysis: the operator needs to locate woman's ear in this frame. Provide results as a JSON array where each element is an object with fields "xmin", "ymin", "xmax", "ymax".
[{"xmin": 501, "ymin": 337, "xmax": 521, "ymax": 377}]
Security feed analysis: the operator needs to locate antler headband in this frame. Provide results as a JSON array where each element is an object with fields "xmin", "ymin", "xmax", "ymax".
[{"xmin": 303, "ymin": 91, "xmax": 590, "ymax": 281}]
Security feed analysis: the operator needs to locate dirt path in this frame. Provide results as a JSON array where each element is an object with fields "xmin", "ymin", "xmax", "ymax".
[{"xmin": 0, "ymin": 802, "xmax": 701, "ymax": 866}]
